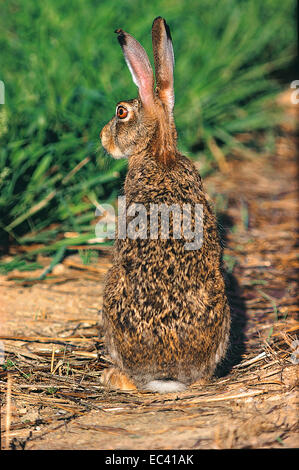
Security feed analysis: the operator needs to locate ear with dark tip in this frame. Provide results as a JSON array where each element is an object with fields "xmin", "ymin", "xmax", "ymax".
[
  {"xmin": 115, "ymin": 29, "xmax": 155, "ymax": 109},
  {"xmin": 151, "ymin": 17, "xmax": 175, "ymax": 112}
]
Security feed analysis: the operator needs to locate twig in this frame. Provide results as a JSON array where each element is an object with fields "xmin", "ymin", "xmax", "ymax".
[
  {"xmin": 62, "ymin": 156, "xmax": 90, "ymax": 185},
  {"xmin": 2, "ymin": 343, "xmax": 48, "ymax": 362},
  {"xmin": 234, "ymin": 352, "xmax": 268, "ymax": 369},
  {"xmin": 207, "ymin": 137, "xmax": 229, "ymax": 173},
  {"xmin": 271, "ymin": 324, "xmax": 299, "ymax": 337},
  {"xmin": 63, "ymin": 258, "xmax": 109, "ymax": 273},
  {"xmin": 74, "ymin": 423, "xmax": 130, "ymax": 434},
  {"xmin": 5, "ymin": 374, "xmax": 12, "ymax": 450},
  {"xmin": 0, "ymin": 335, "xmax": 95, "ymax": 344},
  {"xmin": 50, "ymin": 345, "xmax": 55, "ymax": 374},
  {"xmin": 187, "ymin": 389, "xmax": 266, "ymax": 404}
]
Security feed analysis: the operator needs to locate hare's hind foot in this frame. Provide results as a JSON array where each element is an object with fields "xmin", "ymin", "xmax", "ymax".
[{"xmin": 100, "ymin": 367, "xmax": 137, "ymax": 391}]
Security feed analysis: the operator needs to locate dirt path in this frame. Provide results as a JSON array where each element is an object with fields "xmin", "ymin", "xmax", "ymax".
[{"xmin": 0, "ymin": 93, "xmax": 298, "ymax": 450}]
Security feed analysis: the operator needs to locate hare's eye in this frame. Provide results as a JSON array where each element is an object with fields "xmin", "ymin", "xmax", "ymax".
[{"xmin": 116, "ymin": 106, "xmax": 128, "ymax": 119}]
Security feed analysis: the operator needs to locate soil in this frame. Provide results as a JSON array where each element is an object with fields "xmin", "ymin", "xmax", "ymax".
[{"xmin": 0, "ymin": 91, "xmax": 298, "ymax": 450}]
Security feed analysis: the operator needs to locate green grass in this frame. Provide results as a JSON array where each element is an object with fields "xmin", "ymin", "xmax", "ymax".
[
  {"xmin": 0, "ymin": 0, "xmax": 296, "ymax": 264},
  {"xmin": 79, "ymin": 249, "xmax": 99, "ymax": 265}
]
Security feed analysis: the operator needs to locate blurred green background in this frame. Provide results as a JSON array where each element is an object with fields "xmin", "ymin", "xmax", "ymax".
[{"xmin": 0, "ymin": 0, "xmax": 296, "ymax": 270}]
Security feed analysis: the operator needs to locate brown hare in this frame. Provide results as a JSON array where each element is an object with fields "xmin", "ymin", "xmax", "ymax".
[{"xmin": 100, "ymin": 17, "xmax": 230, "ymax": 393}]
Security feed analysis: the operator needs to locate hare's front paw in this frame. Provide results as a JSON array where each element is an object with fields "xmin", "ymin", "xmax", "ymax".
[{"xmin": 100, "ymin": 367, "xmax": 137, "ymax": 391}]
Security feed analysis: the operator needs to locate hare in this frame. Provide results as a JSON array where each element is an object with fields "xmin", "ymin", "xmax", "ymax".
[{"xmin": 100, "ymin": 17, "xmax": 230, "ymax": 393}]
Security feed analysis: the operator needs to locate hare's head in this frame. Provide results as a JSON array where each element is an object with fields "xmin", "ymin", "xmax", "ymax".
[{"xmin": 100, "ymin": 17, "xmax": 178, "ymax": 166}]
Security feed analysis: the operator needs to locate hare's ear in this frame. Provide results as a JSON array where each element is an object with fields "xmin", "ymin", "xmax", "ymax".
[
  {"xmin": 115, "ymin": 29, "xmax": 155, "ymax": 109},
  {"xmin": 152, "ymin": 17, "xmax": 175, "ymax": 112}
]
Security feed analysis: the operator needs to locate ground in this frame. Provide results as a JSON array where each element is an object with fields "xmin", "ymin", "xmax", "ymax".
[{"xmin": 0, "ymin": 92, "xmax": 298, "ymax": 450}]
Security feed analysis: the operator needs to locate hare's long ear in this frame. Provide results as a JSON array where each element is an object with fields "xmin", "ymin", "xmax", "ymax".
[
  {"xmin": 152, "ymin": 17, "xmax": 175, "ymax": 112},
  {"xmin": 115, "ymin": 29, "xmax": 155, "ymax": 109}
]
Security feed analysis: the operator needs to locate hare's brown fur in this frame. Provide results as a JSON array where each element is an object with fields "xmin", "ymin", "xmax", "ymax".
[{"xmin": 100, "ymin": 17, "xmax": 230, "ymax": 391}]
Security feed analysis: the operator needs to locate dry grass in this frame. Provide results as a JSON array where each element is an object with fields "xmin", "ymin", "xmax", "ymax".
[{"xmin": 0, "ymin": 316, "xmax": 297, "ymax": 449}]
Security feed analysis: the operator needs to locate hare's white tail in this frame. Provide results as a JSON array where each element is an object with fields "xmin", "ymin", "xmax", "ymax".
[{"xmin": 144, "ymin": 380, "xmax": 186, "ymax": 393}]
